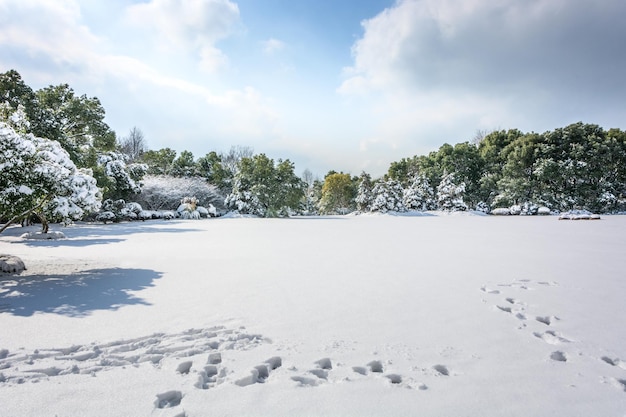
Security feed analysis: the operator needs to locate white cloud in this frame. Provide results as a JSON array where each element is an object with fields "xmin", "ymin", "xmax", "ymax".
[
  {"xmin": 261, "ymin": 38, "xmax": 285, "ymax": 55},
  {"xmin": 336, "ymin": 0, "xmax": 626, "ymax": 169},
  {"xmin": 124, "ymin": 0, "xmax": 240, "ymax": 72},
  {"xmin": 0, "ymin": 0, "xmax": 280, "ymax": 155},
  {"xmin": 341, "ymin": 0, "xmax": 626, "ymax": 99}
]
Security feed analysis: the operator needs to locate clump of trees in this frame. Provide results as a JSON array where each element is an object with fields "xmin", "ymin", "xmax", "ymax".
[
  {"xmin": 314, "ymin": 123, "xmax": 626, "ymax": 215},
  {"xmin": 2, "ymin": 68, "xmax": 626, "ymax": 231},
  {"xmin": 225, "ymin": 154, "xmax": 305, "ymax": 217},
  {"xmin": 0, "ymin": 70, "xmax": 148, "ymax": 232}
]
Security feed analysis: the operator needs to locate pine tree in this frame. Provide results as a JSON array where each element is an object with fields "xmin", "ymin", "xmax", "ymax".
[
  {"xmin": 370, "ymin": 179, "xmax": 406, "ymax": 213},
  {"xmin": 403, "ymin": 173, "xmax": 435, "ymax": 211},
  {"xmin": 437, "ymin": 173, "xmax": 467, "ymax": 211},
  {"xmin": 355, "ymin": 172, "xmax": 373, "ymax": 212}
]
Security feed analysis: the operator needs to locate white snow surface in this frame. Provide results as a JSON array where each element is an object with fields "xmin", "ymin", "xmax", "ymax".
[{"xmin": 1, "ymin": 215, "xmax": 625, "ymax": 416}]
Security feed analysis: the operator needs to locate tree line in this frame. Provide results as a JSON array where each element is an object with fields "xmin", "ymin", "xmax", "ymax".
[{"xmin": 2, "ymin": 69, "xmax": 626, "ymax": 231}]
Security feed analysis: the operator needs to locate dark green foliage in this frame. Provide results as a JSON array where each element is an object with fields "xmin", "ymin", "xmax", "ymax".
[{"xmin": 225, "ymin": 154, "xmax": 305, "ymax": 217}]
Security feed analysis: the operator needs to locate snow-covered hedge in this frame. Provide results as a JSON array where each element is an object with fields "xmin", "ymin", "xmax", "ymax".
[{"xmin": 135, "ymin": 175, "xmax": 223, "ymax": 212}]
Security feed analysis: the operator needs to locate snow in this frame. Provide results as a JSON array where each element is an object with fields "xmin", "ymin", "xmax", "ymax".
[{"xmin": 1, "ymin": 215, "xmax": 625, "ymax": 416}]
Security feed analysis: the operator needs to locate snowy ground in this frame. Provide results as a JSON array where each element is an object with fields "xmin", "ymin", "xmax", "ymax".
[{"xmin": 1, "ymin": 214, "xmax": 625, "ymax": 417}]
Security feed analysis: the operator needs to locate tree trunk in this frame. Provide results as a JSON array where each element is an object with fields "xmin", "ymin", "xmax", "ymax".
[{"xmin": 36, "ymin": 212, "xmax": 49, "ymax": 234}]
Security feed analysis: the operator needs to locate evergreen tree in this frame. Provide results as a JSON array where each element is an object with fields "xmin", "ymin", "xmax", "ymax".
[
  {"xmin": 437, "ymin": 173, "xmax": 467, "ymax": 211},
  {"xmin": 370, "ymin": 179, "xmax": 406, "ymax": 213},
  {"xmin": 403, "ymin": 173, "xmax": 435, "ymax": 211},
  {"xmin": 355, "ymin": 172, "xmax": 374, "ymax": 212},
  {"xmin": 318, "ymin": 172, "xmax": 356, "ymax": 214},
  {"xmin": 225, "ymin": 154, "xmax": 304, "ymax": 217},
  {"xmin": 0, "ymin": 121, "xmax": 101, "ymax": 234}
]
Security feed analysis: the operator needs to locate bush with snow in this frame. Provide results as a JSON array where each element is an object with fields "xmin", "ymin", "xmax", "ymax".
[
  {"xmin": 97, "ymin": 152, "xmax": 146, "ymax": 200},
  {"xmin": 136, "ymin": 175, "xmax": 223, "ymax": 212},
  {"xmin": 491, "ymin": 207, "xmax": 511, "ymax": 215},
  {"xmin": 0, "ymin": 121, "xmax": 101, "ymax": 234}
]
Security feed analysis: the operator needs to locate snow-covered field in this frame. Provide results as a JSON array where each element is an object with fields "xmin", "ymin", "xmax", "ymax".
[{"xmin": 1, "ymin": 214, "xmax": 625, "ymax": 417}]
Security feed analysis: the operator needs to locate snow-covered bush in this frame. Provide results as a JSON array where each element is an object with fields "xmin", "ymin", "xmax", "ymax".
[
  {"xmin": 558, "ymin": 209, "xmax": 600, "ymax": 220},
  {"xmin": 0, "ymin": 121, "xmax": 101, "ymax": 234},
  {"xmin": 177, "ymin": 197, "xmax": 203, "ymax": 219},
  {"xmin": 437, "ymin": 173, "xmax": 467, "ymax": 211},
  {"xmin": 370, "ymin": 180, "xmax": 406, "ymax": 213},
  {"xmin": 224, "ymin": 190, "xmax": 264, "ymax": 216},
  {"xmin": 96, "ymin": 211, "xmax": 116, "ymax": 223},
  {"xmin": 475, "ymin": 202, "xmax": 490, "ymax": 214},
  {"xmin": 491, "ymin": 207, "xmax": 511, "ymax": 215},
  {"xmin": 136, "ymin": 175, "xmax": 223, "ymax": 212},
  {"xmin": 97, "ymin": 152, "xmax": 146, "ymax": 200},
  {"xmin": 537, "ymin": 206, "xmax": 551, "ymax": 215},
  {"xmin": 96, "ymin": 200, "xmax": 146, "ymax": 222}
]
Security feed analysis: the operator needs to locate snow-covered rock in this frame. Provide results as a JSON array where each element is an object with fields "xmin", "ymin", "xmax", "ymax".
[
  {"xmin": 0, "ymin": 254, "xmax": 26, "ymax": 274},
  {"xmin": 20, "ymin": 231, "xmax": 66, "ymax": 240},
  {"xmin": 558, "ymin": 210, "xmax": 600, "ymax": 220},
  {"xmin": 491, "ymin": 207, "xmax": 510, "ymax": 215}
]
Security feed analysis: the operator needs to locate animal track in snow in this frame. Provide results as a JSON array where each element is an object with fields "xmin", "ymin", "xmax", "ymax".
[
  {"xmin": 496, "ymin": 305, "xmax": 512, "ymax": 313},
  {"xmin": 315, "ymin": 357, "xmax": 332, "ymax": 370},
  {"xmin": 536, "ymin": 316, "xmax": 559, "ymax": 326},
  {"xmin": 368, "ymin": 360, "xmax": 384, "ymax": 373},
  {"xmin": 0, "ymin": 326, "xmax": 267, "ymax": 385},
  {"xmin": 235, "ymin": 356, "xmax": 283, "ymax": 387},
  {"xmin": 550, "ymin": 351, "xmax": 567, "ymax": 362},
  {"xmin": 291, "ymin": 375, "xmax": 319, "ymax": 387},
  {"xmin": 352, "ymin": 366, "xmax": 368, "ymax": 375},
  {"xmin": 601, "ymin": 356, "xmax": 626, "ymax": 370},
  {"xmin": 433, "ymin": 364, "xmax": 450, "ymax": 376},
  {"xmin": 155, "ymin": 390, "xmax": 183, "ymax": 409},
  {"xmin": 480, "ymin": 285, "xmax": 500, "ymax": 295},
  {"xmin": 533, "ymin": 331, "xmax": 571, "ymax": 345},
  {"xmin": 386, "ymin": 373, "xmax": 403, "ymax": 384}
]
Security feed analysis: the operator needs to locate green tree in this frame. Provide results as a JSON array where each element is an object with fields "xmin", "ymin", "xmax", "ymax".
[
  {"xmin": 225, "ymin": 154, "xmax": 305, "ymax": 217},
  {"xmin": 318, "ymin": 173, "xmax": 356, "ymax": 214},
  {"xmin": 34, "ymin": 83, "xmax": 116, "ymax": 167},
  {"xmin": 195, "ymin": 151, "xmax": 231, "ymax": 192},
  {"xmin": 142, "ymin": 148, "xmax": 177, "ymax": 175},
  {"xmin": 170, "ymin": 150, "xmax": 196, "ymax": 177}
]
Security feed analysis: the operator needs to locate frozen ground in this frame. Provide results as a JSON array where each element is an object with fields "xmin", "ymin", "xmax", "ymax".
[{"xmin": 0, "ymin": 214, "xmax": 625, "ymax": 416}]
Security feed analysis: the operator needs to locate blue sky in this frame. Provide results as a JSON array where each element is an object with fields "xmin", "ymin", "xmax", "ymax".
[{"xmin": 1, "ymin": 0, "xmax": 625, "ymax": 178}]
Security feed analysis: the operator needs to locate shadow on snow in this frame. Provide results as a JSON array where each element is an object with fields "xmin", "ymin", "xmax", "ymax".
[
  {"xmin": 3, "ymin": 220, "xmax": 205, "ymax": 247},
  {"xmin": 0, "ymin": 268, "xmax": 162, "ymax": 317}
]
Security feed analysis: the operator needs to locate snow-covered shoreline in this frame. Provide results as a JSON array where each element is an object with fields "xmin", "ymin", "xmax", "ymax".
[{"xmin": 1, "ymin": 215, "xmax": 625, "ymax": 416}]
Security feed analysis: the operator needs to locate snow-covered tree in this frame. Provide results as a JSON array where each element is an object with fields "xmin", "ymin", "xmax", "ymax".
[
  {"xmin": 403, "ymin": 173, "xmax": 435, "ymax": 211},
  {"xmin": 0, "ymin": 121, "xmax": 101, "ymax": 234},
  {"xmin": 437, "ymin": 173, "xmax": 467, "ymax": 211},
  {"xmin": 355, "ymin": 172, "xmax": 373, "ymax": 212},
  {"xmin": 370, "ymin": 179, "xmax": 406, "ymax": 213},
  {"xmin": 225, "ymin": 154, "xmax": 304, "ymax": 217},
  {"xmin": 96, "ymin": 152, "xmax": 147, "ymax": 201}
]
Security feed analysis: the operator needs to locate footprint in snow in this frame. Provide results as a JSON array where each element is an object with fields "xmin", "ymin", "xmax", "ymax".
[
  {"xmin": 154, "ymin": 390, "xmax": 183, "ymax": 409},
  {"xmin": 533, "ymin": 331, "xmax": 571, "ymax": 345},
  {"xmin": 235, "ymin": 356, "xmax": 282, "ymax": 387},
  {"xmin": 550, "ymin": 351, "xmax": 567, "ymax": 362},
  {"xmin": 601, "ymin": 357, "xmax": 626, "ymax": 370}
]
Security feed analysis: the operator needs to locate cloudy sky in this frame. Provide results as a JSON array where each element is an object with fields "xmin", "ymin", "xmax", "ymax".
[{"xmin": 1, "ymin": 0, "xmax": 625, "ymax": 178}]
